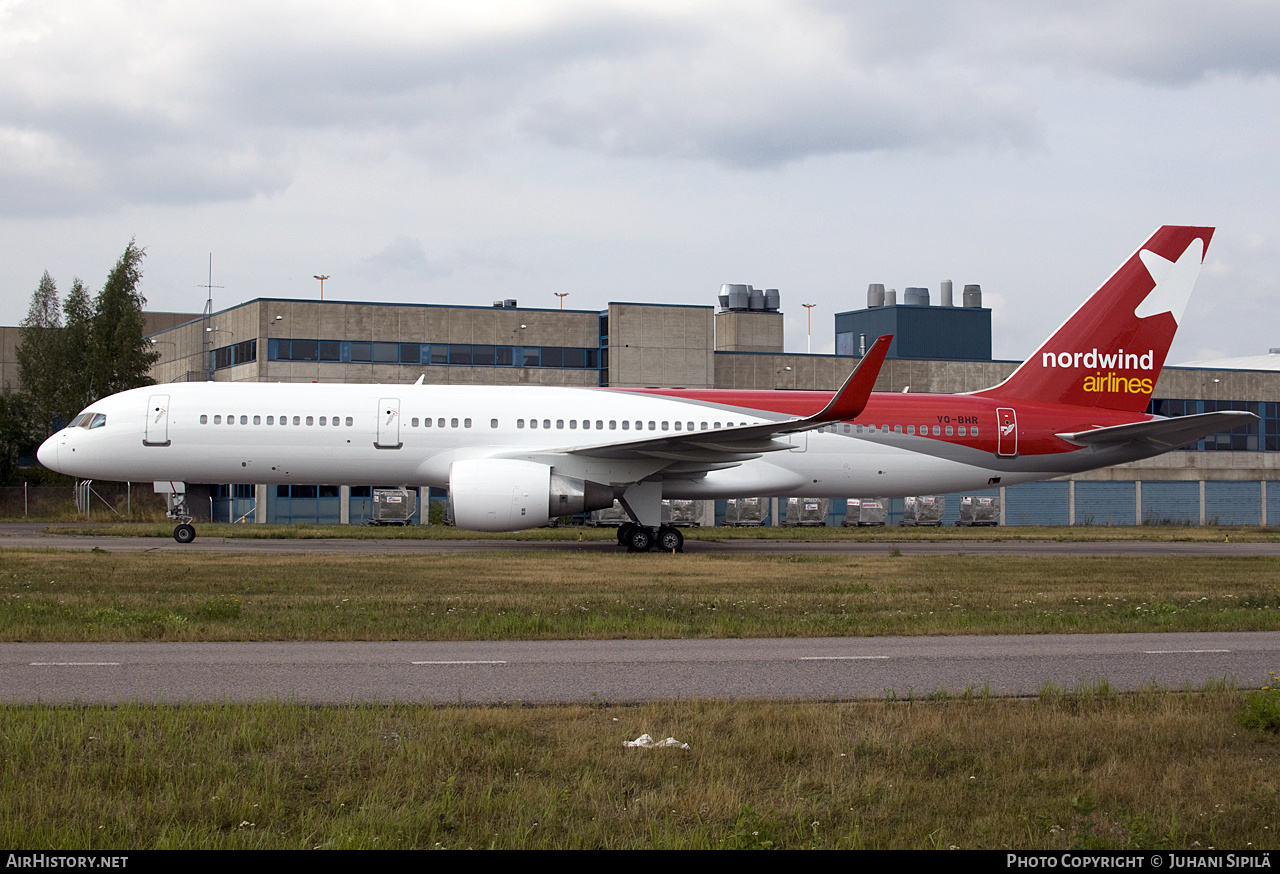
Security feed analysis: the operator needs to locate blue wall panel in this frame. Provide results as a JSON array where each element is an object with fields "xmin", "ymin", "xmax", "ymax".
[
  {"xmin": 1205, "ymin": 481, "xmax": 1261, "ymax": 525},
  {"xmin": 1004, "ymin": 481, "xmax": 1069, "ymax": 526},
  {"xmin": 1075, "ymin": 482, "xmax": 1138, "ymax": 526},
  {"xmin": 1141, "ymin": 482, "xmax": 1200, "ymax": 526}
]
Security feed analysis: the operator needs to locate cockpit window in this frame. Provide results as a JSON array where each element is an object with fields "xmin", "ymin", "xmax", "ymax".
[
  {"xmin": 67, "ymin": 413, "xmax": 87, "ymax": 428},
  {"xmin": 87, "ymin": 413, "xmax": 107, "ymax": 429}
]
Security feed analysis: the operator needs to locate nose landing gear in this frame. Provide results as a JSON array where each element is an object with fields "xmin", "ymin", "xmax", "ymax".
[{"xmin": 164, "ymin": 489, "xmax": 196, "ymax": 544}]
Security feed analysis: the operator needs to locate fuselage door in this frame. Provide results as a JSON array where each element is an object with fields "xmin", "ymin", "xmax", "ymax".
[
  {"xmin": 144, "ymin": 394, "xmax": 170, "ymax": 447},
  {"xmin": 376, "ymin": 397, "xmax": 402, "ymax": 449},
  {"xmin": 996, "ymin": 407, "xmax": 1018, "ymax": 457}
]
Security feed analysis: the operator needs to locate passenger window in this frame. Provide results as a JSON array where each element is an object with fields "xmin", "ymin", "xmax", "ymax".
[
  {"xmin": 320, "ymin": 417, "xmax": 328, "ymax": 426},
  {"xmin": 227, "ymin": 414, "xmax": 234, "ymax": 425},
  {"xmin": 530, "ymin": 419, "xmax": 538, "ymax": 429},
  {"xmin": 490, "ymin": 418, "xmax": 498, "ymax": 428},
  {"xmin": 293, "ymin": 416, "xmax": 301, "ymax": 426},
  {"xmin": 894, "ymin": 425, "xmax": 902, "ymax": 433},
  {"xmin": 609, "ymin": 421, "xmax": 617, "ymax": 430},
  {"xmin": 596, "ymin": 420, "xmax": 604, "ymax": 430},
  {"xmin": 972, "ymin": 426, "xmax": 979, "ymax": 436},
  {"xmin": 306, "ymin": 416, "xmax": 314, "ymax": 426},
  {"xmin": 622, "ymin": 421, "xmax": 629, "ymax": 430},
  {"xmin": 907, "ymin": 425, "xmax": 914, "ymax": 435},
  {"xmin": 253, "ymin": 415, "xmax": 261, "ymax": 425},
  {"xmin": 661, "ymin": 421, "xmax": 669, "ymax": 430},
  {"xmin": 464, "ymin": 418, "xmax": 472, "ymax": 428},
  {"xmin": 517, "ymin": 419, "xmax": 525, "ymax": 429},
  {"xmin": 436, "ymin": 418, "xmax": 444, "ymax": 428},
  {"xmin": 345, "ymin": 417, "xmax": 354, "ymax": 426},
  {"xmin": 581, "ymin": 420, "xmax": 589, "ymax": 430},
  {"xmin": 200, "ymin": 415, "xmax": 208, "ymax": 424},
  {"xmin": 958, "ymin": 426, "xmax": 966, "ymax": 436},
  {"xmin": 945, "ymin": 426, "xmax": 954, "ymax": 436},
  {"xmin": 451, "ymin": 418, "xmax": 459, "ymax": 428},
  {"xmin": 674, "ymin": 421, "xmax": 682, "ymax": 431},
  {"xmin": 542, "ymin": 419, "xmax": 550, "ymax": 429},
  {"xmin": 267, "ymin": 416, "xmax": 274, "ymax": 425},
  {"xmin": 714, "ymin": 422, "xmax": 721, "ymax": 429},
  {"xmin": 701, "ymin": 422, "xmax": 708, "ymax": 430},
  {"xmin": 932, "ymin": 425, "xmax": 941, "ymax": 435},
  {"xmin": 411, "ymin": 418, "xmax": 418, "ymax": 427},
  {"xmin": 557, "ymin": 420, "xmax": 564, "ymax": 429}
]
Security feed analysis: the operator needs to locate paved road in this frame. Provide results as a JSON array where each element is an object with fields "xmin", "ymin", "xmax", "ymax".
[
  {"xmin": 4, "ymin": 632, "xmax": 1276, "ymax": 705},
  {"xmin": 2, "ymin": 525, "xmax": 1278, "ymax": 556}
]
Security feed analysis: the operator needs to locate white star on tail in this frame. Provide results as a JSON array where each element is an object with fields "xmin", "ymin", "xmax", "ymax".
[{"xmin": 1134, "ymin": 237, "xmax": 1205, "ymax": 323}]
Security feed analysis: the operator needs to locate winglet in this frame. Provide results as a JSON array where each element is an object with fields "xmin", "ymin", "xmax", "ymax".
[{"xmin": 812, "ymin": 335, "xmax": 892, "ymax": 423}]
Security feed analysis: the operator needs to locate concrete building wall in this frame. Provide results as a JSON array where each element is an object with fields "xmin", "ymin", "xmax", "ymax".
[
  {"xmin": 608, "ymin": 303, "xmax": 714, "ymax": 388},
  {"xmin": 714, "ymin": 311, "xmax": 784, "ymax": 353},
  {"xmin": 714, "ymin": 353, "xmax": 1018, "ymax": 393},
  {"xmin": 0, "ymin": 326, "xmax": 20, "ymax": 392}
]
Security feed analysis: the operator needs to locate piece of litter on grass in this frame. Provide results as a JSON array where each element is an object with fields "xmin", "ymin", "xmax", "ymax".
[{"xmin": 623, "ymin": 733, "xmax": 689, "ymax": 749}]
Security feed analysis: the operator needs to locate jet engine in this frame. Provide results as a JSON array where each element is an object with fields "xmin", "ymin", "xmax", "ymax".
[{"xmin": 448, "ymin": 459, "xmax": 616, "ymax": 531}]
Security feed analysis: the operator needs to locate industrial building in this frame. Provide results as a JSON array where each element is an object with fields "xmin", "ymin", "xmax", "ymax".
[{"xmin": 123, "ymin": 280, "xmax": 1280, "ymax": 528}]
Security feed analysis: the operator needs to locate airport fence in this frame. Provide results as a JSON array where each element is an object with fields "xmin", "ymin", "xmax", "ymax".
[{"xmin": 0, "ymin": 482, "xmax": 167, "ymax": 521}]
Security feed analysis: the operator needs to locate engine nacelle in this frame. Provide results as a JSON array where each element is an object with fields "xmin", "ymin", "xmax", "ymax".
[{"xmin": 448, "ymin": 459, "xmax": 616, "ymax": 532}]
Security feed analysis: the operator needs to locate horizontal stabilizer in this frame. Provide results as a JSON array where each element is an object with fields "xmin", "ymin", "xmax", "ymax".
[{"xmin": 1056, "ymin": 411, "xmax": 1257, "ymax": 449}]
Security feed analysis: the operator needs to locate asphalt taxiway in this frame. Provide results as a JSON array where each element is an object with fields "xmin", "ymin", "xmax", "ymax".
[
  {"xmin": 5, "ymin": 632, "xmax": 1276, "ymax": 705},
  {"xmin": 2, "ymin": 525, "xmax": 1278, "ymax": 556}
]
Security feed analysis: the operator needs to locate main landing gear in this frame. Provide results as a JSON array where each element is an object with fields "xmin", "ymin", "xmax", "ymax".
[{"xmin": 617, "ymin": 522, "xmax": 684, "ymax": 553}]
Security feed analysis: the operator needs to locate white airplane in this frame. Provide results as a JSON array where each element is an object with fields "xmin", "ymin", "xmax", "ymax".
[{"xmin": 38, "ymin": 226, "xmax": 1253, "ymax": 550}]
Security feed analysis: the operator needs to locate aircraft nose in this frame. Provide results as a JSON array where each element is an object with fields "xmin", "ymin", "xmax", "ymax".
[{"xmin": 37, "ymin": 434, "xmax": 59, "ymax": 472}]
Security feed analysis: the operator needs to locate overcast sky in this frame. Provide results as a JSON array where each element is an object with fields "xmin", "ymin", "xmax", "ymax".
[{"xmin": 2, "ymin": 0, "xmax": 1277, "ymax": 363}]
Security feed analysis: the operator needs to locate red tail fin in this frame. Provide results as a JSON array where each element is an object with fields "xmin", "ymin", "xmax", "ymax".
[{"xmin": 977, "ymin": 226, "xmax": 1214, "ymax": 413}]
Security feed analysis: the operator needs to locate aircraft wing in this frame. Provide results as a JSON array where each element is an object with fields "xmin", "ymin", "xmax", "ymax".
[
  {"xmin": 1056, "ymin": 411, "xmax": 1258, "ymax": 449},
  {"xmin": 505, "ymin": 335, "xmax": 892, "ymax": 467}
]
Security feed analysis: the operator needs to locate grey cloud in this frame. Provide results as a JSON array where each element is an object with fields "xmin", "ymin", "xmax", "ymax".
[
  {"xmin": 362, "ymin": 237, "xmax": 452, "ymax": 280},
  {"xmin": 4, "ymin": 0, "xmax": 1276, "ymax": 217}
]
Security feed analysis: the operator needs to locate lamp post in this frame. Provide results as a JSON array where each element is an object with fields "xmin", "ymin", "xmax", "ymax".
[
  {"xmin": 313, "ymin": 275, "xmax": 329, "ymax": 300},
  {"xmin": 554, "ymin": 292, "xmax": 569, "ymax": 310},
  {"xmin": 802, "ymin": 303, "xmax": 816, "ymax": 354}
]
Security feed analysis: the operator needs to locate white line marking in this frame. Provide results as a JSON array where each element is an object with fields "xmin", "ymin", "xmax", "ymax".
[
  {"xmin": 30, "ymin": 662, "xmax": 121, "ymax": 666},
  {"xmin": 412, "ymin": 660, "xmax": 507, "ymax": 665},
  {"xmin": 799, "ymin": 656, "xmax": 890, "ymax": 661},
  {"xmin": 1142, "ymin": 649, "xmax": 1230, "ymax": 654}
]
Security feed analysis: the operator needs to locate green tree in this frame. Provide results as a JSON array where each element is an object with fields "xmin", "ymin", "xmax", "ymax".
[
  {"xmin": 59, "ymin": 277, "xmax": 95, "ymax": 420},
  {"xmin": 0, "ymin": 388, "xmax": 32, "ymax": 484},
  {"xmin": 15, "ymin": 271, "xmax": 64, "ymax": 437},
  {"xmin": 90, "ymin": 239, "xmax": 159, "ymax": 398}
]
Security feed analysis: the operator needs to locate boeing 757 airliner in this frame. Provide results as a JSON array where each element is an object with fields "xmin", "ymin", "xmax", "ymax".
[{"xmin": 38, "ymin": 226, "xmax": 1253, "ymax": 550}]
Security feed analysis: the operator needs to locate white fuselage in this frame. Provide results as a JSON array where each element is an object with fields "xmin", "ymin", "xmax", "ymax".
[{"xmin": 38, "ymin": 381, "xmax": 1071, "ymax": 501}]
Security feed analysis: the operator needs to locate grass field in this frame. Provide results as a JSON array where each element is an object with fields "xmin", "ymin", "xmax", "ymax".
[
  {"xmin": 3, "ymin": 689, "xmax": 1277, "ymax": 849},
  {"xmin": 5, "ymin": 536, "xmax": 1279, "ymax": 850},
  {"xmin": 2, "ymin": 550, "xmax": 1279, "ymax": 641}
]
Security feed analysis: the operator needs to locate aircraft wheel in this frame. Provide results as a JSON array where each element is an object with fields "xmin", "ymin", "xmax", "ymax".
[
  {"xmin": 173, "ymin": 524, "xmax": 196, "ymax": 544},
  {"xmin": 657, "ymin": 526, "xmax": 684, "ymax": 552},
  {"xmin": 617, "ymin": 522, "xmax": 636, "ymax": 545},
  {"xmin": 626, "ymin": 526, "xmax": 654, "ymax": 553}
]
